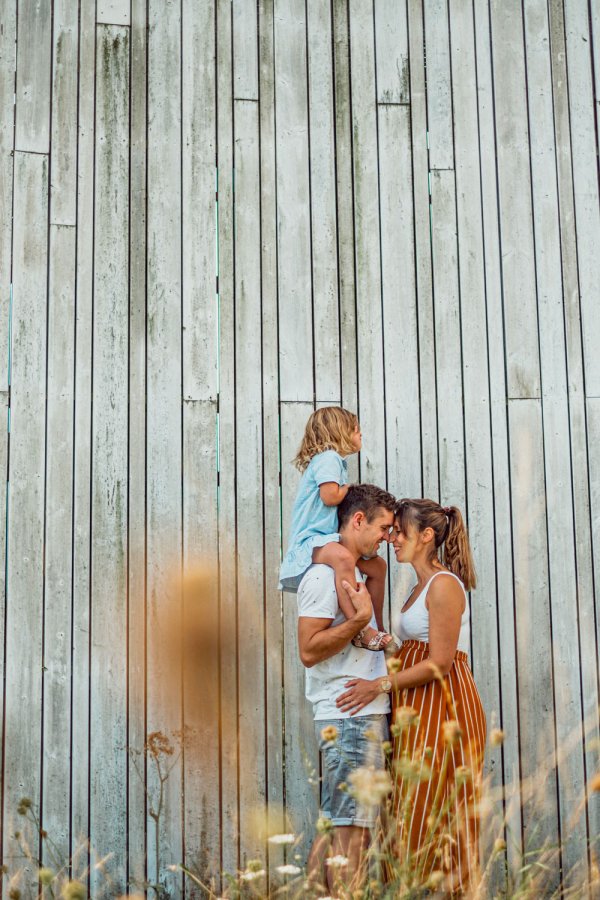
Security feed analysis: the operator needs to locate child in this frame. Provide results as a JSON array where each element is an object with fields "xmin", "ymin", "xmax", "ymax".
[{"xmin": 279, "ymin": 406, "xmax": 395, "ymax": 651}]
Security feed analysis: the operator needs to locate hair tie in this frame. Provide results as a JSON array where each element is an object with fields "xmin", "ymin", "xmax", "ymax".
[{"xmin": 443, "ymin": 506, "xmax": 452, "ymax": 515}]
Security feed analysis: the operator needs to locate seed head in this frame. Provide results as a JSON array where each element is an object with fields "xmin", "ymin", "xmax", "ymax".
[
  {"xmin": 246, "ymin": 859, "xmax": 263, "ymax": 873},
  {"xmin": 316, "ymin": 815, "xmax": 333, "ymax": 834},
  {"xmin": 320, "ymin": 725, "xmax": 338, "ymax": 743},
  {"xmin": 454, "ymin": 765, "xmax": 471, "ymax": 785},
  {"xmin": 489, "ymin": 728, "xmax": 505, "ymax": 747},
  {"xmin": 442, "ymin": 720, "xmax": 462, "ymax": 744},
  {"xmin": 494, "ymin": 838, "xmax": 507, "ymax": 854},
  {"xmin": 145, "ymin": 731, "xmax": 174, "ymax": 758},
  {"xmin": 9, "ymin": 890, "xmax": 21, "ymax": 900},
  {"xmin": 38, "ymin": 868, "xmax": 54, "ymax": 886},
  {"xmin": 17, "ymin": 797, "xmax": 32, "ymax": 816},
  {"xmin": 349, "ymin": 766, "xmax": 392, "ymax": 804},
  {"xmin": 61, "ymin": 882, "xmax": 87, "ymax": 900},
  {"xmin": 394, "ymin": 706, "xmax": 419, "ymax": 729},
  {"xmin": 387, "ymin": 657, "xmax": 401, "ymax": 674},
  {"xmin": 590, "ymin": 772, "xmax": 600, "ymax": 793},
  {"xmin": 426, "ymin": 870, "xmax": 445, "ymax": 890}
]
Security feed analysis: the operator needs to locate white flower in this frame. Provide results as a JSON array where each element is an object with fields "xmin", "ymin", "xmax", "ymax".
[
  {"xmin": 240, "ymin": 869, "xmax": 266, "ymax": 881},
  {"xmin": 325, "ymin": 854, "xmax": 349, "ymax": 867},
  {"xmin": 276, "ymin": 864, "xmax": 302, "ymax": 875},
  {"xmin": 268, "ymin": 833, "xmax": 296, "ymax": 845}
]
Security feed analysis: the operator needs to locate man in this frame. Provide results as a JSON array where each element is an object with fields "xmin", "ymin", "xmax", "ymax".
[{"xmin": 297, "ymin": 483, "xmax": 397, "ymax": 893}]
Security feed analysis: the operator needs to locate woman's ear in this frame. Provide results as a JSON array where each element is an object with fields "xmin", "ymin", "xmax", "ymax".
[{"xmin": 421, "ymin": 526, "xmax": 435, "ymax": 546}]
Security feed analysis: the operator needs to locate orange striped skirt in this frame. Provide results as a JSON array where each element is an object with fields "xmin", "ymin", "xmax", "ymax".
[{"xmin": 385, "ymin": 640, "xmax": 486, "ymax": 893}]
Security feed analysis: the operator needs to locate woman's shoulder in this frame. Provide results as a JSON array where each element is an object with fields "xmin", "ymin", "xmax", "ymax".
[{"xmin": 426, "ymin": 571, "xmax": 466, "ymax": 609}]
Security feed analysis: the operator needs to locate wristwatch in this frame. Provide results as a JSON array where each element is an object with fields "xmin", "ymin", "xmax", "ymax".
[{"xmin": 380, "ymin": 677, "xmax": 392, "ymax": 693}]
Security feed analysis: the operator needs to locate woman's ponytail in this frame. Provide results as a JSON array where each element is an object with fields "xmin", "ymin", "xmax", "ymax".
[{"xmin": 442, "ymin": 506, "xmax": 477, "ymax": 591}]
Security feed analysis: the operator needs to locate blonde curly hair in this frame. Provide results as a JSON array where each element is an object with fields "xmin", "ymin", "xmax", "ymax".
[{"xmin": 293, "ymin": 407, "xmax": 359, "ymax": 472}]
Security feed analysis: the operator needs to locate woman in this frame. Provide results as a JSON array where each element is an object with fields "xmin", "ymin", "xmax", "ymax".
[{"xmin": 337, "ymin": 499, "xmax": 486, "ymax": 893}]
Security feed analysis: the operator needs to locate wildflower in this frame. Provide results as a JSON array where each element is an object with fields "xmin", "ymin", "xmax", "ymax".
[
  {"xmin": 61, "ymin": 883, "xmax": 87, "ymax": 900},
  {"xmin": 476, "ymin": 795, "xmax": 494, "ymax": 819},
  {"xmin": 493, "ymin": 838, "xmax": 507, "ymax": 854},
  {"xmin": 426, "ymin": 870, "xmax": 445, "ymax": 890},
  {"xmin": 276, "ymin": 864, "xmax": 302, "ymax": 876},
  {"xmin": 394, "ymin": 706, "xmax": 419, "ymax": 729},
  {"xmin": 320, "ymin": 725, "xmax": 338, "ymax": 743},
  {"xmin": 590, "ymin": 772, "xmax": 600, "ymax": 793},
  {"xmin": 454, "ymin": 765, "xmax": 471, "ymax": 785},
  {"xmin": 17, "ymin": 797, "xmax": 32, "ymax": 816},
  {"xmin": 38, "ymin": 868, "xmax": 55, "ymax": 885},
  {"xmin": 240, "ymin": 869, "xmax": 265, "ymax": 881},
  {"xmin": 394, "ymin": 754, "xmax": 423, "ymax": 782},
  {"xmin": 268, "ymin": 833, "xmax": 295, "ymax": 845},
  {"xmin": 145, "ymin": 731, "xmax": 174, "ymax": 758},
  {"xmin": 387, "ymin": 656, "xmax": 401, "ymax": 674},
  {"xmin": 316, "ymin": 815, "xmax": 333, "ymax": 834},
  {"xmin": 326, "ymin": 855, "xmax": 349, "ymax": 867},
  {"xmin": 442, "ymin": 720, "xmax": 462, "ymax": 744},
  {"xmin": 349, "ymin": 766, "xmax": 392, "ymax": 804},
  {"xmin": 246, "ymin": 859, "xmax": 264, "ymax": 873},
  {"xmin": 382, "ymin": 740, "xmax": 392, "ymax": 755},
  {"xmin": 489, "ymin": 728, "xmax": 505, "ymax": 747}
]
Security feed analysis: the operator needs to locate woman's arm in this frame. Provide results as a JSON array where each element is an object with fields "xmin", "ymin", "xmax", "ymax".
[
  {"xmin": 335, "ymin": 575, "xmax": 464, "ymax": 714},
  {"xmin": 319, "ymin": 481, "xmax": 349, "ymax": 507}
]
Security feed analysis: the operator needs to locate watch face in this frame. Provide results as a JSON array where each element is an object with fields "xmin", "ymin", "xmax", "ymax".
[{"xmin": 381, "ymin": 678, "xmax": 392, "ymax": 692}]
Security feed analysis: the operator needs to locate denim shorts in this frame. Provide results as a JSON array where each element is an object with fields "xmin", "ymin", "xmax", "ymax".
[{"xmin": 316, "ymin": 714, "xmax": 389, "ymax": 828}]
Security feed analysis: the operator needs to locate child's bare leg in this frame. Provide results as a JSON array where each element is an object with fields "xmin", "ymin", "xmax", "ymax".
[
  {"xmin": 357, "ymin": 554, "xmax": 387, "ymax": 630},
  {"xmin": 312, "ymin": 542, "xmax": 361, "ymax": 623},
  {"xmin": 312, "ymin": 542, "xmax": 386, "ymax": 647}
]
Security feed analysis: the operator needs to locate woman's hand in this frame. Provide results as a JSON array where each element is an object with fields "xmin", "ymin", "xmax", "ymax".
[{"xmin": 335, "ymin": 678, "xmax": 381, "ymax": 716}]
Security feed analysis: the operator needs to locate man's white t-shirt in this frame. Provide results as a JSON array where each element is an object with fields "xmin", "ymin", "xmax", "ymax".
[{"xmin": 297, "ymin": 564, "xmax": 391, "ymax": 720}]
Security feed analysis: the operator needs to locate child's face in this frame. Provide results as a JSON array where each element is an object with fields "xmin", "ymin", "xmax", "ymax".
[{"xmin": 351, "ymin": 423, "xmax": 362, "ymax": 452}]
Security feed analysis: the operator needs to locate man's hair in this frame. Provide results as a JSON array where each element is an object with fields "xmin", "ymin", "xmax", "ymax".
[{"xmin": 338, "ymin": 483, "xmax": 396, "ymax": 529}]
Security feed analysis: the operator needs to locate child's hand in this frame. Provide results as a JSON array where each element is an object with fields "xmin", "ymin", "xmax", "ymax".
[{"xmin": 341, "ymin": 580, "xmax": 373, "ymax": 624}]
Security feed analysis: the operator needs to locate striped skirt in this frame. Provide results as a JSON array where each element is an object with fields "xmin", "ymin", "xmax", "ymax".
[{"xmin": 385, "ymin": 640, "xmax": 486, "ymax": 894}]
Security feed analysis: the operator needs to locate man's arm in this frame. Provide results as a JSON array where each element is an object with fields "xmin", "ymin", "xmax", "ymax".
[{"xmin": 298, "ymin": 580, "xmax": 372, "ymax": 668}]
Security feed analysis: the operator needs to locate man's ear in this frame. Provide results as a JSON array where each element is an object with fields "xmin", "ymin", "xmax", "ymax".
[{"xmin": 353, "ymin": 510, "xmax": 365, "ymax": 529}]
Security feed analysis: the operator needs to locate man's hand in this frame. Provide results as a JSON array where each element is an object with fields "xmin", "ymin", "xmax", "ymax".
[
  {"xmin": 341, "ymin": 579, "xmax": 373, "ymax": 626},
  {"xmin": 335, "ymin": 678, "xmax": 381, "ymax": 715}
]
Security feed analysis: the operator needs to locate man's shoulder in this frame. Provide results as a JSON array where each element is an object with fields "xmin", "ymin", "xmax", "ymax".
[
  {"xmin": 299, "ymin": 563, "xmax": 335, "ymax": 589},
  {"xmin": 297, "ymin": 565, "xmax": 337, "ymax": 618}
]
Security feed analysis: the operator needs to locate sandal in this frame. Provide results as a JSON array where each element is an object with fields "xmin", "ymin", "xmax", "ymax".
[{"xmin": 353, "ymin": 629, "xmax": 399, "ymax": 653}]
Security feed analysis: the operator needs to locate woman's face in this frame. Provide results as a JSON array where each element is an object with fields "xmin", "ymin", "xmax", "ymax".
[{"xmin": 390, "ymin": 518, "xmax": 422, "ymax": 563}]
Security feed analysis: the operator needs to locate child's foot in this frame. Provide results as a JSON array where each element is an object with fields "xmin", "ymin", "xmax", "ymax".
[{"xmin": 352, "ymin": 626, "xmax": 398, "ymax": 653}]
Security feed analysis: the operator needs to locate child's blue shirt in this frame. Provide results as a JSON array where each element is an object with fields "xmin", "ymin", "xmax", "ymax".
[{"xmin": 279, "ymin": 450, "xmax": 348, "ymax": 592}]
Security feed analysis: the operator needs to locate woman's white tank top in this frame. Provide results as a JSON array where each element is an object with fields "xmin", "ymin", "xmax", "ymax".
[{"xmin": 396, "ymin": 570, "xmax": 471, "ymax": 654}]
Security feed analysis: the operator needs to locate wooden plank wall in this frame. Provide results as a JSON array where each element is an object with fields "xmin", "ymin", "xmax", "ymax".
[{"xmin": 1, "ymin": 0, "xmax": 599, "ymax": 894}]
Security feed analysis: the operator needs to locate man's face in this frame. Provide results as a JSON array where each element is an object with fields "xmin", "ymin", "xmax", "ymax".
[{"xmin": 355, "ymin": 508, "xmax": 395, "ymax": 557}]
